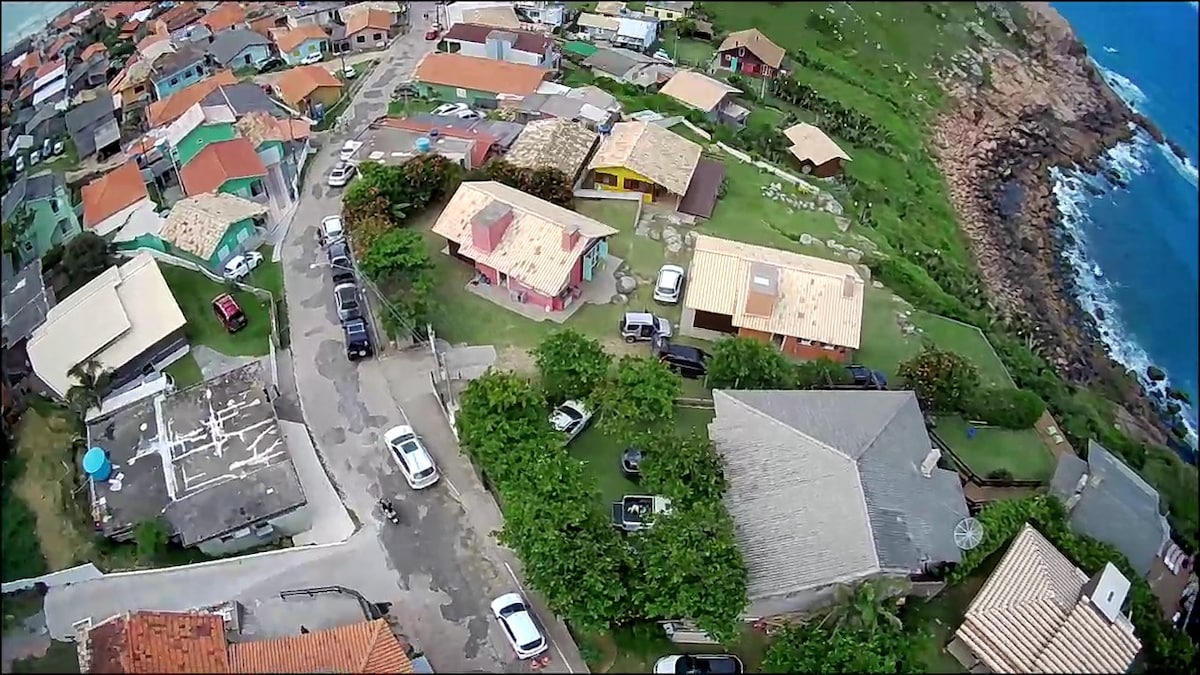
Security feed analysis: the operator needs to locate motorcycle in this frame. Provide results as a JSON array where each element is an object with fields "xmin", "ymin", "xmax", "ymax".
[{"xmin": 379, "ymin": 499, "xmax": 400, "ymax": 525}]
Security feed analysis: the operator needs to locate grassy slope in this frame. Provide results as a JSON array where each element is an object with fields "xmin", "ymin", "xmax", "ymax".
[{"xmin": 160, "ymin": 266, "xmax": 274, "ymax": 357}]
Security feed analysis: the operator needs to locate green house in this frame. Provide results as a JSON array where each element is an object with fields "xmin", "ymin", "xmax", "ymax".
[
  {"xmin": 156, "ymin": 192, "xmax": 268, "ymax": 270},
  {"xmin": 1, "ymin": 173, "xmax": 82, "ymax": 266},
  {"xmin": 175, "ymin": 122, "xmax": 238, "ymax": 166},
  {"xmin": 179, "ymin": 138, "xmax": 269, "ymax": 201},
  {"xmin": 167, "ymin": 103, "xmax": 240, "ymax": 167}
]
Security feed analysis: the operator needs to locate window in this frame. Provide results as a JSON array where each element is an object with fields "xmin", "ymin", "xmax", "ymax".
[
  {"xmin": 134, "ymin": 84, "xmax": 145, "ymax": 94},
  {"xmin": 49, "ymin": 199, "xmax": 60, "ymax": 214},
  {"xmin": 250, "ymin": 180, "xmax": 265, "ymax": 196},
  {"xmin": 356, "ymin": 34, "xmax": 365, "ymax": 43},
  {"xmin": 594, "ymin": 172, "xmax": 617, "ymax": 187},
  {"xmin": 59, "ymin": 220, "xmax": 72, "ymax": 236},
  {"xmin": 169, "ymin": 76, "xmax": 179, "ymax": 85},
  {"xmin": 798, "ymin": 339, "xmax": 813, "ymax": 346},
  {"xmin": 235, "ymin": 227, "xmax": 250, "ymax": 243},
  {"xmin": 373, "ymin": 32, "xmax": 382, "ymax": 41},
  {"xmin": 243, "ymin": 54, "xmax": 252, "ymax": 65}
]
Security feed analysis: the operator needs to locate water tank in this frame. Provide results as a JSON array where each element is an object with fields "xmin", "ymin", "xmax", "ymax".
[
  {"xmin": 83, "ymin": 447, "xmax": 113, "ymax": 482},
  {"xmin": 429, "ymin": 129, "xmax": 440, "ymax": 139},
  {"xmin": 415, "ymin": 137, "xmax": 432, "ymax": 153}
]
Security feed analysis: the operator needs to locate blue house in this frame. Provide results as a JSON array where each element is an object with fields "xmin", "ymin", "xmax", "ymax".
[
  {"xmin": 274, "ymin": 25, "xmax": 331, "ymax": 66},
  {"xmin": 150, "ymin": 42, "xmax": 211, "ymax": 99},
  {"xmin": 207, "ymin": 29, "xmax": 274, "ymax": 70}
]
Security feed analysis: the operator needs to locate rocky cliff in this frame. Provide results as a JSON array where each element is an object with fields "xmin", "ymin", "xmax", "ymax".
[{"xmin": 931, "ymin": 2, "xmax": 1170, "ymax": 443}]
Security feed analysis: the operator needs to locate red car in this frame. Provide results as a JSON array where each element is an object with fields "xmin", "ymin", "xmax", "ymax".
[
  {"xmin": 211, "ymin": 293, "xmax": 248, "ymax": 333},
  {"xmin": 425, "ymin": 27, "xmax": 440, "ymax": 40}
]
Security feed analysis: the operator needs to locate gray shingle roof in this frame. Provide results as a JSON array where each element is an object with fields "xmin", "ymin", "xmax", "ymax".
[
  {"xmin": 1051, "ymin": 441, "xmax": 1170, "ymax": 576},
  {"xmin": 200, "ymin": 82, "xmax": 288, "ymax": 118},
  {"xmin": 2, "ymin": 174, "xmax": 61, "ymax": 223},
  {"xmin": 65, "ymin": 95, "xmax": 115, "ymax": 134},
  {"xmin": 711, "ymin": 390, "xmax": 969, "ymax": 613},
  {"xmin": 1, "ymin": 259, "xmax": 54, "ymax": 347},
  {"xmin": 583, "ymin": 48, "xmax": 640, "ymax": 77},
  {"xmin": 207, "ymin": 29, "xmax": 271, "ymax": 67}
]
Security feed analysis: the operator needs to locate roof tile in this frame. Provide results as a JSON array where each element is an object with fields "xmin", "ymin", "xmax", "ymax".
[
  {"xmin": 228, "ymin": 619, "xmax": 414, "ymax": 673},
  {"xmin": 87, "ymin": 611, "xmax": 231, "ymax": 673},
  {"xmin": 148, "ymin": 70, "xmax": 239, "ymax": 127},
  {"xmin": 274, "ymin": 64, "xmax": 342, "ymax": 106},
  {"xmin": 81, "ymin": 161, "xmax": 151, "ymax": 229},
  {"xmin": 414, "ymin": 53, "xmax": 548, "ymax": 98},
  {"xmin": 179, "ymin": 138, "xmax": 267, "ymax": 196},
  {"xmin": 272, "ymin": 24, "xmax": 329, "ymax": 53}
]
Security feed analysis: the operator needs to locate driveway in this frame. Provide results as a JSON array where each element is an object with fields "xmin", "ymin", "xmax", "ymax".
[{"xmin": 277, "ymin": 3, "xmax": 585, "ymax": 672}]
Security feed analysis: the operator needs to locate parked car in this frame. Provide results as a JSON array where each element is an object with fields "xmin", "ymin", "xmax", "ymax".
[
  {"xmin": 327, "ymin": 161, "xmax": 357, "ymax": 188},
  {"xmin": 549, "ymin": 400, "xmax": 592, "ymax": 443},
  {"xmin": 326, "ymin": 240, "xmax": 355, "ymax": 283},
  {"xmin": 383, "ymin": 424, "xmax": 440, "ymax": 489},
  {"xmin": 222, "ymin": 251, "xmax": 263, "ymax": 280},
  {"xmin": 619, "ymin": 311, "xmax": 672, "ymax": 343},
  {"xmin": 14, "ymin": 156, "xmax": 24, "ymax": 173},
  {"xmin": 621, "ymin": 446, "xmax": 644, "ymax": 481},
  {"xmin": 432, "ymin": 102, "xmax": 469, "ymax": 116},
  {"xmin": 339, "ymin": 139, "xmax": 363, "ymax": 161},
  {"xmin": 52, "ymin": 140, "xmax": 64, "ymax": 156},
  {"xmin": 343, "ymin": 317, "xmax": 373, "ymax": 361},
  {"xmin": 653, "ymin": 264, "xmax": 686, "ymax": 304},
  {"xmin": 654, "ymin": 654, "xmax": 744, "ymax": 675},
  {"xmin": 611, "ymin": 495, "xmax": 672, "ymax": 532},
  {"xmin": 490, "ymin": 593, "xmax": 548, "ymax": 660},
  {"xmin": 256, "ymin": 57, "xmax": 285, "ymax": 73},
  {"xmin": 652, "ymin": 49, "xmax": 676, "ymax": 65},
  {"xmin": 656, "ymin": 341, "xmax": 709, "ymax": 379},
  {"xmin": 341, "ymin": 65, "xmax": 357, "ymax": 79},
  {"xmin": 846, "ymin": 364, "xmax": 888, "ymax": 390},
  {"xmin": 210, "ymin": 293, "xmax": 247, "ymax": 333},
  {"xmin": 448, "ymin": 108, "xmax": 483, "ymax": 120},
  {"xmin": 29, "ymin": 149, "xmax": 41, "ymax": 165},
  {"xmin": 299, "ymin": 52, "xmax": 323, "ymax": 65},
  {"xmin": 41, "ymin": 138, "xmax": 51, "ymax": 157},
  {"xmin": 318, "ymin": 215, "xmax": 345, "ymax": 247},
  {"xmin": 424, "ymin": 27, "xmax": 441, "ymax": 41},
  {"xmin": 333, "ymin": 282, "xmax": 362, "ymax": 323},
  {"xmin": 393, "ymin": 82, "xmax": 418, "ymax": 98}
]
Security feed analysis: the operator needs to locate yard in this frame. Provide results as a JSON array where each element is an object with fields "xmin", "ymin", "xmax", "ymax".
[
  {"xmin": 934, "ymin": 416, "xmax": 1055, "ymax": 482},
  {"xmin": 160, "ymin": 263, "xmax": 278, "ymax": 358}
]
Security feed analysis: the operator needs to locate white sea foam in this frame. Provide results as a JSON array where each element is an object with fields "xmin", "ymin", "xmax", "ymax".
[
  {"xmin": 1050, "ymin": 138, "xmax": 1199, "ymax": 449},
  {"xmin": 1159, "ymin": 144, "xmax": 1200, "ymax": 187},
  {"xmin": 1095, "ymin": 63, "xmax": 1148, "ymax": 113}
]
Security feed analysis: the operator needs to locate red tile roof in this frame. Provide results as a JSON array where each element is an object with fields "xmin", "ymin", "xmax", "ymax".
[
  {"xmin": 442, "ymin": 22, "xmax": 553, "ymax": 55},
  {"xmin": 344, "ymin": 8, "xmax": 394, "ymax": 38},
  {"xmin": 147, "ymin": 70, "xmax": 239, "ymax": 127},
  {"xmin": 272, "ymin": 24, "xmax": 329, "ymax": 54},
  {"xmin": 180, "ymin": 138, "xmax": 267, "ymax": 196},
  {"xmin": 82, "ymin": 161, "xmax": 151, "ymax": 229},
  {"xmin": 414, "ymin": 53, "xmax": 549, "ymax": 98},
  {"xmin": 274, "ymin": 64, "xmax": 342, "ymax": 106},
  {"xmin": 201, "ymin": 3, "xmax": 248, "ymax": 33},
  {"xmin": 81, "ymin": 43, "xmax": 110, "ymax": 63},
  {"xmin": 35, "ymin": 60, "xmax": 65, "ymax": 80},
  {"xmin": 228, "ymin": 619, "xmax": 413, "ymax": 673},
  {"xmin": 87, "ymin": 611, "xmax": 231, "ymax": 673}
]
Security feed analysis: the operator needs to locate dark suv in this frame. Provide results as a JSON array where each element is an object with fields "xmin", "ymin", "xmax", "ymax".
[
  {"xmin": 344, "ymin": 318, "xmax": 373, "ymax": 361},
  {"xmin": 657, "ymin": 341, "xmax": 710, "ymax": 379},
  {"xmin": 327, "ymin": 241, "xmax": 356, "ymax": 284},
  {"xmin": 846, "ymin": 364, "xmax": 888, "ymax": 390}
]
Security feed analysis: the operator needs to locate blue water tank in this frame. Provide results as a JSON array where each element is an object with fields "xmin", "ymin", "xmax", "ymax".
[
  {"xmin": 415, "ymin": 137, "xmax": 432, "ymax": 153},
  {"xmin": 83, "ymin": 447, "xmax": 112, "ymax": 482}
]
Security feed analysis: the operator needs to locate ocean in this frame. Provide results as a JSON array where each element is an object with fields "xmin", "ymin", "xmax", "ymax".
[
  {"xmin": 1050, "ymin": 1, "xmax": 1199, "ymax": 457},
  {"xmin": 1, "ymin": 3, "xmax": 78, "ymax": 52}
]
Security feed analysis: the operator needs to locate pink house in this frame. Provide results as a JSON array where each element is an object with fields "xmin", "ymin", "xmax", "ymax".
[{"xmin": 431, "ymin": 181, "xmax": 618, "ymax": 313}]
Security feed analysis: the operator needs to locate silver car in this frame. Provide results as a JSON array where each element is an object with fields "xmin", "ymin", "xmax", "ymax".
[
  {"xmin": 327, "ymin": 161, "xmax": 356, "ymax": 188},
  {"xmin": 653, "ymin": 264, "xmax": 686, "ymax": 304}
]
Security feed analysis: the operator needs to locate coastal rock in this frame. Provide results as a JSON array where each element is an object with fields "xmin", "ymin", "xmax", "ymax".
[
  {"xmin": 1166, "ymin": 387, "xmax": 1191, "ymax": 404},
  {"xmin": 1146, "ymin": 365, "xmax": 1166, "ymax": 382},
  {"xmin": 799, "ymin": 233, "xmax": 814, "ymax": 245},
  {"xmin": 611, "ymin": 293, "xmax": 628, "ymax": 304}
]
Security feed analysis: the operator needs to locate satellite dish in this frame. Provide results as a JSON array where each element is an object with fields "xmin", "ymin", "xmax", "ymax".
[{"xmin": 954, "ymin": 517, "xmax": 984, "ymax": 551}]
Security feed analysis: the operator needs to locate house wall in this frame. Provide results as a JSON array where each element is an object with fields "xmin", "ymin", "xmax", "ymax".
[
  {"xmin": 116, "ymin": 82, "xmax": 151, "ymax": 109},
  {"xmin": 744, "ymin": 572, "xmax": 910, "ymax": 620},
  {"xmin": 218, "ymin": 175, "xmax": 267, "ymax": 200},
  {"xmin": 280, "ymin": 38, "xmax": 328, "ymax": 65},
  {"xmin": 299, "ymin": 84, "xmax": 343, "ymax": 112},
  {"xmin": 717, "ymin": 49, "xmax": 775, "ymax": 78},
  {"xmin": 208, "ymin": 217, "xmax": 259, "ymax": 269},
  {"xmin": 152, "ymin": 60, "xmax": 209, "ymax": 99},
  {"xmin": 175, "ymin": 123, "xmax": 238, "ymax": 166},
  {"xmin": 782, "ymin": 336, "xmax": 850, "ymax": 363},
  {"xmin": 591, "ymin": 166, "xmax": 662, "ymax": 204},
  {"xmin": 442, "ymin": 40, "xmax": 545, "ymax": 67},
  {"xmin": 341, "ymin": 26, "xmax": 397, "ymax": 53},
  {"xmin": 645, "ymin": 6, "xmax": 686, "ymax": 21},
  {"xmin": 224, "ymin": 43, "xmax": 274, "ymax": 69},
  {"xmin": 473, "ymin": 262, "xmax": 559, "ymax": 312},
  {"xmin": 196, "ymin": 504, "xmax": 312, "ymax": 556},
  {"xmin": 798, "ymin": 157, "xmax": 843, "ymax": 178},
  {"xmin": 417, "ymin": 81, "xmax": 508, "ymax": 106},
  {"xmin": 104, "ymin": 327, "xmax": 189, "ymax": 397},
  {"xmin": 15, "ymin": 187, "xmax": 82, "ymax": 266}
]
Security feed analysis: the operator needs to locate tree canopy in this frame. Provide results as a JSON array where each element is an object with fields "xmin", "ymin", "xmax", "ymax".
[
  {"xmin": 590, "ymin": 356, "xmax": 682, "ymax": 444},
  {"xmin": 897, "ymin": 345, "xmax": 980, "ymax": 413},
  {"xmin": 705, "ymin": 337, "xmax": 794, "ymax": 390},
  {"xmin": 638, "ymin": 430, "xmax": 726, "ymax": 506},
  {"xmin": 533, "ymin": 330, "xmax": 612, "ymax": 404}
]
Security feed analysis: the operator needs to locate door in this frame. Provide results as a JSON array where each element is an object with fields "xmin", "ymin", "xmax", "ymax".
[{"xmin": 582, "ymin": 241, "xmax": 602, "ymax": 281}]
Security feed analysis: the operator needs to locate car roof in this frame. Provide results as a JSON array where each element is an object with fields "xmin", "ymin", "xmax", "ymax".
[
  {"xmin": 657, "ymin": 265, "xmax": 684, "ymax": 281},
  {"xmin": 394, "ymin": 435, "xmax": 434, "ymax": 472},
  {"xmin": 328, "ymin": 241, "xmax": 351, "ymax": 256},
  {"xmin": 625, "ymin": 311, "xmax": 655, "ymax": 322},
  {"xmin": 667, "ymin": 344, "xmax": 705, "ymax": 359},
  {"xmin": 211, "ymin": 293, "xmax": 240, "ymax": 313},
  {"xmin": 335, "ymin": 282, "xmax": 357, "ymax": 293},
  {"xmin": 502, "ymin": 604, "xmax": 542, "ymax": 645}
]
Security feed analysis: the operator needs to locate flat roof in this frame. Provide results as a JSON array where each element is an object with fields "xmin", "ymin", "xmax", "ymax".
[
  {"xmin": 356, "ymin": 123, "xmax": 479, "ymax": 168},
  {"xmin": 87, "ymin": 362, "xmax": 306, "ymax": 546}
]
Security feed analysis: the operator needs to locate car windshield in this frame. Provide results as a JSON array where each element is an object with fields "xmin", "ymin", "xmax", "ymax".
[
  {"xmin": 519, "ymin": 636, "xmax": 545, "ymax": 653},
  {"xmin": 337, "ymin": 289, "xmax": 358, "ymax": 306},
  {"xmin": 413, "ymin": 466, "xmax": 435, "ymax": 479}
]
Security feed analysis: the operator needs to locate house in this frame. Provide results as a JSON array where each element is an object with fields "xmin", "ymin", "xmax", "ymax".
[
  {"xmin": 147, "ymin": 70, "xmax": 238, "ymax": 127},
  {"xmin": 431, "ymin": 181, "xmax": 618, "ymax": 313},
  {"xmin": 783, "ymin": 123, "xmax": 851, "ymax": 178},
  {"xmin": 594, "ymin": 1, "xmax": 627, "ymax": 16},
  {"xmin": 340, "ymin": 1, "xmax": 407, "ymax": 27},
  {"xmin": 576, "ymin": 13, "xmax": 620, "ymax": 42},
  {"xmin": 32, "ymin": 61, "xmax": 69, "ymax": 108},
  {"xmin": 272, "ymin": 24, "xmax": 331, "ymax": 65},
  {"xmin": 1050, "ymin": 440, "xmax": 1195, "ymax": 617},
  {"xmin": 78, "ymin": 610, "xmax": 415, "ymax": 673},
  {"xmin": 202, "ymin": 81, "xmax": 293, "ymax": 118},
  {"xmin": 583, "ymin": 46, "xmax": 674, "ymax": 87},
  {"xmin": 514, "ymin": 1, "xmax": 567, "ymax": 29},
  {"xmin": 283, "ymin": 1, "xmax": 346, "ymax": 29},
  {"xmin": 165, "ymin": 102, "xmax": 238, "ymax": 166},
  {"xmin": 716, "ymin": 28, "xmax": 785, "ymax": 78},
  {"xmin": 949, "ymin": 524, "xmax": 1142, "ymax": 673},
  {"xmin": 79, "ymin": 42, "xmax": 109, "ymax": 64},
  {"xmin": 331, "ymin": 8, "xmax": 398, "ymax": 54},
  {"xmin": 440, "ymin": 22, "xmax": 558, "ymax": 68},
  {"xmin": 399, "ymin": 114, "xmax": 527, "ymax": 151},
  {"xmin": 102, "ymin": 1, "xmax": 153, "ymax": 28},
  {"xmin": 81, "ymin": 160, "xmax": 160, "ymax": 243},
  {"xmin": 107, "ymin": 59, "xmax": 155, "ymax": 110},
  {"xmin": 199, "ymin": 1, "xmax": 248, "ymax": 34},
  {"xmin": 710, "ymin": 389, "xmax": 970, "ymax": 618},
  {"xmin": 84, "ymin": 362, "xmax": 311, "ymax": 555},
  {"xmin": 588, "ymin": 121, "xmax": 724, "ymax": 216},
  {"xmin": 273, "ymin": 64, "xmax": 343, "ymax": 115},
  {"xmin": 152, "ymin": 2, "xmax": 206, "ymax": 40},
  {"xmin": 235, "ymin": 111, "xmax": 313, "ymax": 211},
  {"xmin": 207, "ymin": 29, "xmax": 274, "ymax": 70},
  {"xmin": 501, "ymin": 90, "xmax": 618, "ymax": 130},
  {"xmin": 355, "ymin": 116, "xmax": 496, "ymax": 170},
  {"xmin": 445, "ymin": 1, "xmax": 525, "ymax": 30},
  {"xmin": 157, "ymin": 192, "xmax": 267, "ymax": 269},
  {"xmin": 67, "ymin": 56, "xmax": 110, "ymax": 95},
  {"xmin": 22, "ymin": 106, "xmax": 66, "ymax": 146},
  {"xmin": 659, "ymin": 70, "xmax": 749, "ymax": 127},
  {"xmin": 644, "ymin": 1, "xmax": 694, "ymax": 22},
  {"xmin": 26, "ymin": 253, "xmax": 187, "ymax": 400},
  {"xmin": 149, "ymin": 42, "xmax": 211, "ymax": 99},
  {"xmin": 1, "ymin": 174, "xmax": 82, "ymax": 267},
  {"xmin": 179, "ymin": 138, "xmax": 269, "ymax": 200},
  {"xmin": 682, "ymin": 235, "xmax": 865, "ymax": 359},
  {"xmin": 412, "ymin": 53, "xmax": 550, "ymax": 106},
  {"xmin": 613, "ymin": 16, "xmax": 659, "ymax": 51},
  {"xmin": 1, "ymin": 260, "xmax": 55, "ymax": 397},
  {"xmin": 505, "ymin": 118, "xmax": 599, "ymax": 184}
]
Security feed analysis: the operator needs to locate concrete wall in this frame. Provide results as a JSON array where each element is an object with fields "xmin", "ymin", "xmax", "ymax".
[{"xmin": 196, "ymin": 504, "xmax": 312, "ymax": 557}]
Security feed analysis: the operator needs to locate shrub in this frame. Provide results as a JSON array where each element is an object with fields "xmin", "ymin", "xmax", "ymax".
[
  {"xmin": 706, "ymin": 336, "xmax": 795, "ymax": 390},
  {"xmin": 986, "ymin": 468, "xmax": 1014, "ymax": 481},
  {"xmin": 898, "ymin": 346, "xmax": 980, "ymax": 414},
  {"xmin": 968, "ymin": 387, "xmax": 1045, "ymax": 429}
]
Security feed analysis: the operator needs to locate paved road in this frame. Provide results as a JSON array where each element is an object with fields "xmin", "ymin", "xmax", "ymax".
[
  {"xmin": 253, "ymin": 50, "xmax": 393, "ymax": 88},
  {"xmin": 278, "ymin": 4, "xmax": 586, "ymax": 672}
]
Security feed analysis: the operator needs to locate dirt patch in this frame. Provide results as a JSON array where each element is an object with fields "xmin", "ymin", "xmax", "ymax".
[
  {"xmin": 600, "ymin": 338, "xmax": 647, "ymax": 359},
  {"xmin": 12, "ymin": 410, "xmax": 95, "ymax": 572},
  {"xmin": 493, "ymin": 347, "xmax": 537, "ymax": 374}
]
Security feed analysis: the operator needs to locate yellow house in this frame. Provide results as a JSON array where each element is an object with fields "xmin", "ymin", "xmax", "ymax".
[
  {"xmin": 644, "ymin": 1, "xmax": 694, "ymax": 22},
  {"xmin": 587, "ymin": 121, "xmax": 702, "ymax": 206}
]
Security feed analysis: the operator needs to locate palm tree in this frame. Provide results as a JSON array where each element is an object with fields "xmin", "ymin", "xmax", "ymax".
[
  {"xmin": 66, "ymin": 359, "xmax": 112, "ymax": 419},
  {"xmin": 820, "ymin": 578, "xmax": 905, "ymax": 635},
  {"xmin": 2, "ymin": 206, "xmax": 34, "ymax": 255}
]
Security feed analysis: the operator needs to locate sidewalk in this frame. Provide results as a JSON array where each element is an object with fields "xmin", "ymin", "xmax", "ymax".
[{"xmin": 279, "ymin": 420, "xmax": 355, "ymax": 545}]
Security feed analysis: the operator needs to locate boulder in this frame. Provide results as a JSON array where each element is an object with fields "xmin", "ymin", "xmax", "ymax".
[
  {"xmin": 846, "ymin": 249, "xmax": 862, "ymax": 263},
  {"xmin": 648, "ymin": 229, "xmax": 662, "ymax": 241},
  {"xmin": 834, "ymin": 216, "xmax": 851, "ymax": 232},
  {"xmin": 799, "ymin": 233, "xmax": 814, "ymax": 246},
  {"xmin": 1146, "ymin": 365, "xmax": 1166, "ymax": 381},
  {"xmin": 616, "ymin": 275, "xmax": 638, "ymax": 294},
  {"xmin": 611, "ymin": 293, "xmax": 628, "ymax": 304}
]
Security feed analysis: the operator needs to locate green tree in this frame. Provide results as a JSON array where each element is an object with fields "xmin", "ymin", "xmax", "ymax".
[
  {"xmin": 133, "ymin": 518, "xmax": 170, "ymax": 561},
  {"xmin": 638, "ymin": 430, "xmax": 725, "ymax": 505},
  {"xmin": 631, "ymin": 501, "xmax": 747, "ymax": 642},
  {"xmin": 897, "ymin": 345, "xmax": 980, "ymax": 413},
  {"xmin": 51, "ymin": 232, "xmax": 113, "ymax": 297},
  {"xmin": 359, "ymin": 229, "xmax": 435, "ymax": 334},
  {"xmin": 2, "ymin": 205, "xmax": 33, "ymax": 254},
  {"xmin": 967, "ymin": 386, "xmax": 1045, "ymax": 429},
  {"xmin": 794, "ymin": 357, "xmax": 854, "ymax": 389},
  {"xmin": 761, "ymin": 621, "xmax": 924, "ymax": 674},
  {"xmin": 533, "ymin": 330, "xmax": 612, "ymax": 404},
  {"xmin": 482, "ymin": 161, "xmax": 574, "ymax": 206},
  {"xmin": 66, "ymin": 359, "xmax": 112, "ymax": 419},
  {"xmin": 821, "ymin": 579, "xmax": 905, "ymax": 635},
  {"xmin": 705, "ymin": 337, "xmax": 794, "ymax": 390},
  {"xmin": 591, "ymin": 356, "xmax": 681, "ymax": 444}
]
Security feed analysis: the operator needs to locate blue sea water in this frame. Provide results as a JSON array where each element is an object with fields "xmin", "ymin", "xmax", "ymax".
[
  {"xmin": 1049, "ymin": 2, "xmax": 1199, "ymax": 455},
  {"xmin": 1, "ymin": 3, "xmax": 77, "ymax": 52}
]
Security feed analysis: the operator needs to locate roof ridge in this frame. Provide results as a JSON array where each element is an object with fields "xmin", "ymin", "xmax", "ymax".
[
  {"xmin": 853, "ymin": 392, "xmax": 914, "ymax": 464},
  {"xmin": 360, "ymin": 619, "xmax": 388, "ymax": 670}
]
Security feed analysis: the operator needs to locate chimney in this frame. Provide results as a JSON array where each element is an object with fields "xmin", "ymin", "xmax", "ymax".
[
  {"xmin": 561, "ymin": 223, "xmax": 580, "ymax": 251},
  {"xmin": 920, "ymin": 447, "xmax": 941, "ymax": 478},
  {"xmin": 1081, "ymin": 562, "xmax": 1131, "ymax": 626},
  {"xmin": 743, "ymin": 262, "xmax": 779, "ymax": 318},
  {"xmin": 469, "ymin": 202, "xmax": 514, "ymax": 253},
  {"xmin": 842, "ymin": 273, "xmax": 859, "ymax": 298}
]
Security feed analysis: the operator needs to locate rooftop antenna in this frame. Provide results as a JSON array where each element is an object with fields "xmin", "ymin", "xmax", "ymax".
[{"xmin": 953, "ymin": 517, "xmax": 984, "ymax": 551}]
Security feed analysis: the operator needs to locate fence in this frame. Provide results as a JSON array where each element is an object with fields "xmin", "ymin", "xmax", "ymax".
[
  {"xmin": 930, "ymin": 428, "xmax": 1045, "ymax": 489},
  {"xmin": 572, "ymin": 190, "xmax": 646, "ymax": 229}
]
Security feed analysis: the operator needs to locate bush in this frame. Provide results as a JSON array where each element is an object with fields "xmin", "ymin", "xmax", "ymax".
[
  {"xmin": 706, "ymin": 336, "xmax": 794, "ymax": 390},
  {"xmin": 898, "ymin": 346, "xmax": 980, "ymax": 414},
  {"xmin": 481, "ymin": 161, "xmax": 575, "ymax": 206},
  {"xmin": 133, "ymin": 519, "xmax": 169, "ymax": 561},
  {"xmin": 968, "ymin": 387, "xmax": 1045, "ymax": 429},
  {"xmin": 794, "ymin": 358, "xmax": 853, "ymax": 389},
  {"xmin": 986, "ymin": 468, "xmax": 1014, "ymax": 481},
  {"xmin": 533, "ymin": 330, "xmax": 612, "ymax": 404}
]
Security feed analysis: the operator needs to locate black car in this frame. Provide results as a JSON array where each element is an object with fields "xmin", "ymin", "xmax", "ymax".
[
  {"xmin": 657, "ymin": 342, "xmax": 710, "ymax": 379},
  {"xmin": 621, "ymin": 447, "xmax": 644, "ymax": 480},
  {"xmin": 327, "ymin": 241, "xmax": 356, "ymax": 284},
  {"xmin": 393, "ymin": 82, "xmax": 419, "ymax": 98},
  {"xmin": 256, "ymin": 57, "xmax": 285, "ymax": 73},
  {"xmin": 344, "ymin": 318, "xmax": 373, "ymax": 360},
  {"xmin": 846, "ymin": 364, "xmax": 888, "ymax": 390}
]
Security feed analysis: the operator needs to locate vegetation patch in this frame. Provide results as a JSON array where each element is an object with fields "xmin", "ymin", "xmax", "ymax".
[{"xmin": 160, "ymin": 266, "xmax": 274, "ymax": 357}]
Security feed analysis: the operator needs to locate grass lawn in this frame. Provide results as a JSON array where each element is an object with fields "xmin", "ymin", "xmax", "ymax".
[
  {"xmin": 663, "ymin": 32, "xmax": 715, "ymax": 68},
  {"xmin": 580, "ymin": 622, "xmax": 769, "ymax": 674},
  {"xmin": 161, "ymin": 265, "xmax": 274, "ymax": 357},
  {"xmin": 40, "ymin": 139, "xmax": 80, "ymax": 175},
  {"xmin": 9, "ymin": 640, "xmax": 80, "ymax": 673},
  {"xmin": 667, "ymin": 123, "xmax": 711, "ymax": 146},
  {"xmin": 164, "ymin": 353, "xmax": 203, "ymax": 389},
  {"xmin": 387, "ymin": 97, "xmax": 437, "ymax": 116},
  {"xmin": 935, "ymin": 415, "xmax": 1054, "ymax": 481}
]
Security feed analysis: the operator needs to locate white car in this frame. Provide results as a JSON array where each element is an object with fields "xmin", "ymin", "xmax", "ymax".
[
  {"xmin": 432, "ymin": 102, "xmax": 470, "ymax": 116},
  {"xmin": 327, "ymin": 161, "xmax": 356, "ymax": 187},
  {"xmin": 52, "ymin": 141, "xmax": 65, "ymax": 156},
  {"xmin": 653, "ymin": 264, "xmax": 686, "ymax": 304},
  {"xmin": 549, "ymin": 400, "xmax": 592, "ymax": 444},
  {"xmin": 449, "ymin": 108, "xmax": 484, "ymax": 120},
  {"xmin": 299, "ymin": 52, "xmax": 323, "ymax": 65},
  {"xmin": 15, "ymin": 156, "xmax": 24, "ymax": 173},
  {"xmin": 341, "ymin": 65, "xmax": 357, "ymax": 79},
  {"xmin": 339, "ymin": 140, "xmax": 363, "ymax": 161},
  {"xmin": 652, "ymin": 49, "xmax": 676, "ymax": 65},
  {"xmin": 383, "ymin": 425, "xmax": 440, "ymax": 489},
  {"xmin": 490, "ymin": 593, "xmax": 548, "ymax": 660},
  {"xmin": 319, "ymin": 215, "xmax": 345, "ymax": 246},
  {"xmin": 654, "ymin": 654, "xmax": 744, "ymax": 674},
  {"xmin": 222, "ymin": 251, "xmax": 264, "ymax": 280},
  {"xmin": 29, "ymin": 150, "xmax": 41, "ymax": 165}
]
